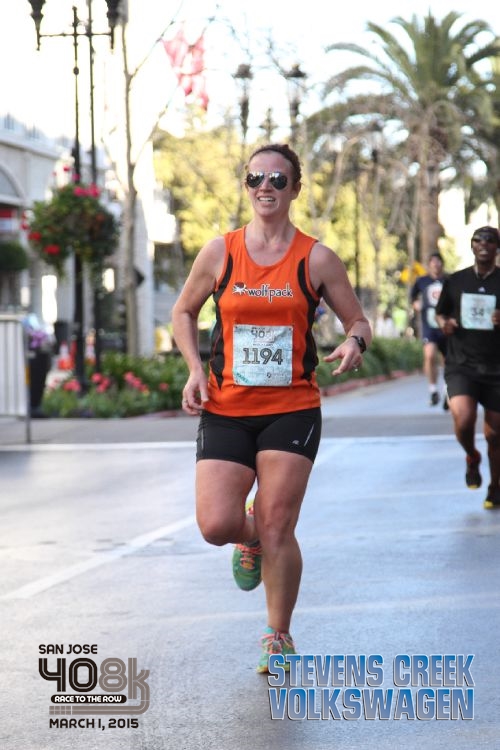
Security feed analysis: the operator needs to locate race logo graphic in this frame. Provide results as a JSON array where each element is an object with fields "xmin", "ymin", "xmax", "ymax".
[
  {"xmin": 39, "ymin": 643, "xmax": 149, "ymax": 731},
  {"xmin": 232, "ymin": 281, "xmax": 293, "ymax": 303}
]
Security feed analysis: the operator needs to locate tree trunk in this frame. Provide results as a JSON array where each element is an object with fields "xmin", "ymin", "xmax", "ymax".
[{"xmin": 418, "ymin": 161, "xmax": 442, "ymax": 262}]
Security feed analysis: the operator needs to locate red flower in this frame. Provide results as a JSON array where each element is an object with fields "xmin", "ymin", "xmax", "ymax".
[
  {"xmin": 44, "ymin": 244, "xmax": 61, "ymax": 256},
  {"xmin": 28, "ymin": 230, "xmax": 41, "ymax": 241},
  {"xmin": 63, "ymin": 378, "xmax": 81, "ymax": 393}
]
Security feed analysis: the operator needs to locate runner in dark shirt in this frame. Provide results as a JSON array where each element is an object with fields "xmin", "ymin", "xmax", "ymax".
[
  {"xmin": 435, "ymin": 226, "xmax": 500, "ymax": 509},
  {"xmin": 411, "ymin": 253, "xmax": 448, "ymax": 407}
]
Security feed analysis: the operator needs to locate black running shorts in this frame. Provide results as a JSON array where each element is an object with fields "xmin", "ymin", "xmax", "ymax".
[
  {"xmin": 445, "ymin": 365, "xmax": 500, "ymax": 412},
  {"xmin": 422, "ymin": 329, "xmax": 447, "ymax": 357},
  {"xmin": 196, "ymin": 408, "xmax": 322, "ymax": 470}
]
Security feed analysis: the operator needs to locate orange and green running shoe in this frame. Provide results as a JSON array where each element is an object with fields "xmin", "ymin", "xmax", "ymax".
[
  {"xmin": 232, "ymin": 498, "xmax": 262, "ymax": 591},
  {"xmin": 256, "ymin": 627, "xmax": 296, "ymax": 673}
]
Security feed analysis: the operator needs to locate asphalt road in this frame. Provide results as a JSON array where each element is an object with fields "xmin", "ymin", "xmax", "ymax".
[{"xmin": 1, "ymin": 373, "xmax": 498, "ymax": 750}]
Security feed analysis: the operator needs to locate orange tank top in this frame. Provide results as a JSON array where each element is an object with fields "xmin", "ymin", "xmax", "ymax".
[{"xmin": 205, "ymin": 226, "xmax": 321, "ymax": 416}]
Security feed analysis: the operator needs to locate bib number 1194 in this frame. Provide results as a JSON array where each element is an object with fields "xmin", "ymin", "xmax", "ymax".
[{"xmin": 233, "ymin": 324, "xmax": 293, "ymax": 386}]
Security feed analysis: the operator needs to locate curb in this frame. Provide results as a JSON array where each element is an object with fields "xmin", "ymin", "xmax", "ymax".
[
  {"xmin": 319, "ymin": 369, "xmax": 416, "ymax": 397},
  {"xmin": 133, "ymin": 370, "xmax": 419, "ymax": 419}
]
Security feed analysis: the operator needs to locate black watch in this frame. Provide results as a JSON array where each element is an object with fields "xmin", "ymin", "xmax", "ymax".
[{"xmin": 349, "ymin": 335, "xmax": 367, "ymax": 353}]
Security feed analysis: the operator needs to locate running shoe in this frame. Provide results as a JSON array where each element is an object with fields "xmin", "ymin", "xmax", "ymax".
[
  {"xmin": 256, "ymin": 627, "xmax": 296, "ymax": 674},
  {"xmin": 484, "ymin": 486, "xmax": 500, "ymax": 510},
  {"xmin": 465, "ymin": 450, "xmax": 482, "ymax": 489},
  {"xmin": 430, "ymin": 392, "xmax": 439, "ymax": 406},
  {"xmin": 442, "ymin": 395, "xmax": 449, "ymax": 411},
  {"xmin": 232, "ymin": 498, "xmax": 262, "ymax": 591}
]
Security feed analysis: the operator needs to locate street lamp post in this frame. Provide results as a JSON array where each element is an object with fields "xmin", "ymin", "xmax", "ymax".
[
  {"xmin": 27, "ymin": 0, "xmax": 121, "ymax": 385},
  {"xmin": 234, "ymin": 63, "xmax": 253, "ymax": 144},
  {"xmin": 233, "ymin": 63, "xmax": 253, "ymax": 228},
  {"xmin": 284, "ymin": 64, "xmax": 306, "ymax": 146},
  {"xmin": 260, "ymin": 107, "xmax": 276, "ymax": 142}
]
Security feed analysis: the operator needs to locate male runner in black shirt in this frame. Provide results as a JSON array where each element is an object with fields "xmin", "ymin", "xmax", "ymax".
[{"xmin": 436, "ymin": 226, "xmax": 500, "ymax": 509}]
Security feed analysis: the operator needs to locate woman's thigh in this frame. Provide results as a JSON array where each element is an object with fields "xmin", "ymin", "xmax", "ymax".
[{"xmin": 195, "ymin": 458, "xmax": 255, "ymax": 534}]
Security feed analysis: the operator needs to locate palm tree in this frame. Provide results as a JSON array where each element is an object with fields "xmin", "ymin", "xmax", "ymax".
[
  {"xmin": 462, "ymin": 57, "xmax": 500, "ymax": 222},
  {"xmin": 324, "ymin": 12, "xmax": 500, "ymax": 262}
]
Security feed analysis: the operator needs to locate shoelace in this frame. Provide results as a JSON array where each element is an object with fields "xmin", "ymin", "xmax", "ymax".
[
  {"xmin": 236, "ymin": 542, "xmax": 262, "ymax": 570},
  {"xmin": 261, "ymin": 630, "xmax": 294, "ymax": 654}
]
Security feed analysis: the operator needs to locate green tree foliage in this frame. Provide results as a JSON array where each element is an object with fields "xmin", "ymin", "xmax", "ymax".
[
  {"xmin": 154, "ymin": 123, "xmax": 249, "ymax": 265},
  {"xmin": 463, "ymin": 56, "xmax": 500, "ymax": 221},
  {"xmin": 154, "ymin": 118, "xmax": 406, "ymax": 320},
  {"xmin": 324, "ymin": 12, "xmax": 500, "ymax": 260}
]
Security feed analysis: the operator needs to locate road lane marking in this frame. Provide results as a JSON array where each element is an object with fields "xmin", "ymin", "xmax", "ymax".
[
  {"xmin": 1, "ymin": 514, "xmax": 196, "ymax": 600},
  {"xmin": 0, "ymin": 433, "xmax": 486, "ymax": 451}
]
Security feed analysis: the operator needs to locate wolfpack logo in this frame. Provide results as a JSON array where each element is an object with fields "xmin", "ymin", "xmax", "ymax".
[{"xmin": 232, "ymin": 281, "xmax": 293, "ymax": 303}]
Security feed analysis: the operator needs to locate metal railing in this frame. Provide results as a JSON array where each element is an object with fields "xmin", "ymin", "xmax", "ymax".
[{"xmin": 0, "ymin": 315, "xmax": 30, "ymax": 443}]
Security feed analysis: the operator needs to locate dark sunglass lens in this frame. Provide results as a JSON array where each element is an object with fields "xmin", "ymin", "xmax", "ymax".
[
  {"xmin": 270, "ymin": 173, "xmax": 288, "ymax": 190},
  {"xmin": 473, "ymin": 234, "xmax": 496, "ymax": 242},
  {"xmin": 246, "ymin": 172, "xmax": 265, "ymax": 188}
]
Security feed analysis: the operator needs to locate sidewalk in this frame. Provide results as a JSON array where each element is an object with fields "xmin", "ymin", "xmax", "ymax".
[
  {"xmin": 0, "ymin": 372, "xmax": 456, "ymax": 446},
  {"xmin": 0, "ymin": 411, "xmax": 199, "ymax": 446}
]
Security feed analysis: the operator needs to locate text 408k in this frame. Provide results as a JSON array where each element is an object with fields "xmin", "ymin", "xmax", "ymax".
[{"xmin": 39, "ymin": 655, "xmax": 150, "ymax": 720}]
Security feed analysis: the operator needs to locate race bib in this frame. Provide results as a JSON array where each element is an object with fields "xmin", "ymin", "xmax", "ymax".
[
  {"xmin": 424, "ymin": 281, "xmax": 443, "ymax": 329},
  {"xmin": 460, "ymin": 293, "xmax": 496, "ymax": 330},
  {"xmin": 426, "ymin": 308, "xmax": 438, "ymax": 328},
  {"xmin": 233, "ymin": 324, "xmax": 293, "ymax": 386}
]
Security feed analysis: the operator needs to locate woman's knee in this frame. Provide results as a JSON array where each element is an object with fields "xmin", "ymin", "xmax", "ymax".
[
  {"xmin": 258, "ymin": 512, "xmax": 297, "ymax": 549},
  {"xmin": 197, "ymin": 512, "xmax": 242, "ymax": 547}
]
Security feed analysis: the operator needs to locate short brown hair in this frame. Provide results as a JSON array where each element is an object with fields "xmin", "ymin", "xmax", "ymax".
[{"xmin": 247, "ymin": 143, "xmax": 302, "ymax": 184}]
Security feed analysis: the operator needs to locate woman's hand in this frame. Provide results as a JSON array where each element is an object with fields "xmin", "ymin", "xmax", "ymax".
[
  {"xmin": 181, "ymin": 370, "xmax": 209, "ymax": 414},
  {"xmin": 323, "ymin": 338, "xmax": 363, "ymax": 376}
]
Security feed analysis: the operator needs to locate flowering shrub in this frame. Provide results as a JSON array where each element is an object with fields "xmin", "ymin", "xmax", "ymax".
[
  {"xmin": 41, "ymin": 352, "xmax": 190, "ymax": 418},
  {"xmin": 38, "ymin": 340, "xmax": 423, "ymax": 418},
  {"xmin": 27, "ymin": 183, "xmax": 119, "ymax": 275}
]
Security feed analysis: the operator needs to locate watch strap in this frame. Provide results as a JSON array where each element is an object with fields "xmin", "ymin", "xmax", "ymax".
[{"xmin": 349, "ymin": 335, "xmax": 367, "ymax": 353}]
